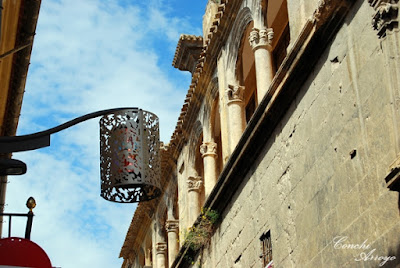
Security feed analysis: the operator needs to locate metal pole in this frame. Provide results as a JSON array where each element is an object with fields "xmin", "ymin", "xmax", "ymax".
[
  {"xmin": 8, "ymin": 215, "xmax": 11, "ymax": 238},
  {"xmin": 25, "ymin": 211, "xmax": 33, "ymax": 240}
]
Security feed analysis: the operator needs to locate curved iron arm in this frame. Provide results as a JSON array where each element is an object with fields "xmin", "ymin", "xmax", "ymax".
[{"xmin": 0, "ymin": 107, "xmax": 138, "ymax": 153}]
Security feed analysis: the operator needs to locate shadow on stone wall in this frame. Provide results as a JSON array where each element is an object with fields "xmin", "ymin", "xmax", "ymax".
[{"xmin": 385, "ymin": 243, "xmax": 400, "ymax": 268}]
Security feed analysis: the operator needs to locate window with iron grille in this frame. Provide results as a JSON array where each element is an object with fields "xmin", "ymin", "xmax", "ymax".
[{"xmin": 260, "ymin": 231, "xmax": 273, "ymax": 267}]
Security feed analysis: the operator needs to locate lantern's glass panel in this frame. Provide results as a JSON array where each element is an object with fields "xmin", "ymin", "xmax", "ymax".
[{"xmin": 100, "ymin": 109, "xmax": 161, "ymax": 202}]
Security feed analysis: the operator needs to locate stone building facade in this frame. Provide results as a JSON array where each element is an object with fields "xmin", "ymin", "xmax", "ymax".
[{"xmin": 120, "ymin": 0, "xmax": 400, "ymax": 267}]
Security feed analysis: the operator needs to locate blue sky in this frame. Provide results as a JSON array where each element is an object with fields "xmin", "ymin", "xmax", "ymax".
[{"xmin": 4, "ymin": 0, "xmax": 207, "ymax": 267}]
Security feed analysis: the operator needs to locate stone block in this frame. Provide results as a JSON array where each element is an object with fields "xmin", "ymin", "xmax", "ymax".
[
  {"xmin": 357, "ymin": 174, "xmax": 380, "ymax": 213},
  {"xmin": 323, "ymin": 208, "xmax": 341, "ymax": 245},
  {"xmin": 315, "ymin": 147, "xmax": 338, "ymax": 186},
  {"xmin": 295, "ymin": 199, "xmax": 320, "ymax": 243},
  {"xmin": 286, "ymin": 2, "xmax": 304, "ymax": 44},
  {"xmin": 336, "ymin": 188, "xmax": 361, "ymax": 230},
  {"xmin": 305, "ymin": 252, "xmax": 323, "ymax": 268},
  {"xmin": 322, "ymin": 241, "xmax": 364, "ymax": 268},
  {"xmin": 302, "ymin": 225, "xmax": 323, "ymax": 261},
  {"xmin": 288, "ymin": 147, "xmax": 307, "ymax": 189},
  {"xmin": 345, "ymin": 0, "xmax": 376, "ymax": 36},
  {"xmin": 368, "ymin": 191, "xmax": 399, "ymax": 237},
  {"xmin": 315, "ymin": 179, "xmax": 340, "ymax": 222},
  {"xmin": 299, "ymin": 166, "xmax": 322, "ymax": 205}
]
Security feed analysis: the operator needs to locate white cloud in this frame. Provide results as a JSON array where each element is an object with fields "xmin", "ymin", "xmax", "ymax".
[
  {"xmin": 19, "ymin": 0, "xmax": 200, "ymax": 141},
  {"xmin": 4, "ymin": 0, "xmax": 205, "ymax": 267}
]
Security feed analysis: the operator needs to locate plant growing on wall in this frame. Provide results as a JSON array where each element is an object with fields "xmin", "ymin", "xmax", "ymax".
[{"xmin": 184, "ymin": 208, "xmax": 219, "ymax": 251}]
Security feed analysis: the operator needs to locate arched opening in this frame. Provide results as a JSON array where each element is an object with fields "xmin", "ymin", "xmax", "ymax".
[
  {"xmin": 236, "ymin": 21, "xmax": 258, "ymax": 123},
  {"xmin": 263, "ymin": 0, "xmax": 290, "ymax": 71},
  {"xmin": 211, "ymin": 96, "xmax": 223, "ymax": 176},
  {"xmin": 194, "ymin": 133, "xmax": 205, "ymax": 206}
]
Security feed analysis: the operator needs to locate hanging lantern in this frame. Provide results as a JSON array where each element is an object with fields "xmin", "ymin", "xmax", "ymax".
[{"xmin": 100, "ymin": 108, "xmax": 161, "ymax": 203}]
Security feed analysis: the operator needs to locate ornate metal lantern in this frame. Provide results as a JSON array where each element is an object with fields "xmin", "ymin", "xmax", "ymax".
[{"xmin": 100, "ymin": 108, "xmax": 161, "ymax": 203}]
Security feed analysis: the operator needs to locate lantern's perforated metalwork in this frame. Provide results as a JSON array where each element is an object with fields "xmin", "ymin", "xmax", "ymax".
[{"xmin": 100, "ymin": 109, "xmax": 161, "ymax": 203}]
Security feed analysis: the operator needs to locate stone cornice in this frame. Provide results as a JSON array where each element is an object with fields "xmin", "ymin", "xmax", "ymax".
[
  {"xmin": 312, "ymin": 0, "xmax": 352, "ymax": 27},
  {"xmin": 172, "ymin": 34, "xmax": 204, "ymax": 73},
  {"xmin": 169, "ymin": 0, "xmax": 241, "ymax": 161}
]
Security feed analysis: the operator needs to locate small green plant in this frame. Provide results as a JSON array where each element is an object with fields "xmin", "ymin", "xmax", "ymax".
[{"xmin": 184, "ymin": 208, "xmax": 219, "ymax": 251}]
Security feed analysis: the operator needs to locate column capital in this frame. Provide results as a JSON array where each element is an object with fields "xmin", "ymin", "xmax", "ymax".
[
  {"xmin": 155, "ymin": 242, "xmax": 168, "ymax": 255},
  {"xmin": 226, "ymin": 84, "xmax": 245, "ymax": 105},
  {"xmin": 165, "ymin": 219, "xmax": 179, "ymax": 233},
  {"xmin": 187, "ymin": 175, "xmax": 203, "ymax": 192},
  {"xmin": 249, "ymin": 27, "xmax": 274, "ymax": 51},
  {"xmin": 200, "ymin": 142, "xmax": 217, "ymax": 158}
]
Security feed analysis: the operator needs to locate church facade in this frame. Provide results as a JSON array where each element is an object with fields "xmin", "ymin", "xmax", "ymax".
[{"xmin": 120, "ymin": 0, "xmax": 400, "ymax": 267}]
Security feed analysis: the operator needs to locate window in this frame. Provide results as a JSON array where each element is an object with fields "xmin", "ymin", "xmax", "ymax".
[
  {"xmin": 273, "ymin": 22, "xmax": 290, "ymax": 71},
  {"xmin": 263, "ymin": 0, "xmax": 290, "ymax": 71},
  {"xmin": 245, "ymin": 94, "xmax": 256, "ymax": 123},
  {"xmin": 260, "ymin": 231, "xmax": 273, "ymax": 268}
]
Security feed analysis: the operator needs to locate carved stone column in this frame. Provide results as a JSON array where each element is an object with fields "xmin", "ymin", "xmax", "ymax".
[
  {"xmin": 155, "ymin": 242, "xmax": 168, "ymax": 268},
  {"xmin": 165, "ymin": 219, "xmax": 179, "ymax": 267},
  {"xmin": 249, "ymin": 27, "xmax": 275, "ymax": 104},
  {"xmin": 187, "ymin": 175, "xmax": 203, "ymax": 224},
  {"xmin": 226, "ymin": 85, "xmax": 246, "ymax": 153},
  {"xmin": 200, "ymin": 141, "xmax": 218, "ymax": 198}
]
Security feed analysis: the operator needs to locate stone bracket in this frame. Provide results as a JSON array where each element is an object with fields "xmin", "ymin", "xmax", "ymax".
[{"xmin": 369, "ymin": 0, "xmax": 399, "ymax": 38}]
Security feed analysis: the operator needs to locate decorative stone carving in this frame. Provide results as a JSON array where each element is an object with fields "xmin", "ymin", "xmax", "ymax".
[
  {"xmin": 226, "ymin": 85, "xmax": 245, "ymax": 104},
  {"xmin": 165, "ymin": 219, "xmax": 179, "ymax": 233},
  {"xmin": 187, "ymin": 175, "xmax": 203, "ymax": 192},
  {"xmin": 369, "ymin": 0, "xmax": 399, "ymax": 38},
  {"xmin": 249, "ymin": 28, "xmax": 274, "ymax": 51},
  {"xmin": 312, "ymin": 0, "xmax": 353, "ymax": 28},
  {"xmin": 200, "ymin": 142, "xmax": 218, "ymax": 158},
  {"xmin": 155, "ymin": 242, "xmax": 168, "ymax": 254},
  {"xmin": 313, "ymin": 0, "xmax": 336, "ymax": 26}
]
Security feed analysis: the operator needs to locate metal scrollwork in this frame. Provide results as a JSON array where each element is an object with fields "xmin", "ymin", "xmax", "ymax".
[{"xmin": 100, "ymin": 109, "xmax": 161, "ymax": 202}]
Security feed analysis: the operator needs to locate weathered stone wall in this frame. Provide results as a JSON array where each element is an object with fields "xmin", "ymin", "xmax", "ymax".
[{"xmin": 201, "ymin": 1, "xmax": 400, "ymax": 267}]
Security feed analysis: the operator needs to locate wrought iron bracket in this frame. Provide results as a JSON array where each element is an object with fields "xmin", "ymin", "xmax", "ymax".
[{"xmin": 0, "ymin": 107, "xmax": 137, "ymax": 153}]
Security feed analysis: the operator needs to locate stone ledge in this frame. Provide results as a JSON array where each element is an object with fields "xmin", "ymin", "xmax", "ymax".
[{"xmin": 385, "ymin": 156, "xmax": 400, "ymax": 191}]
